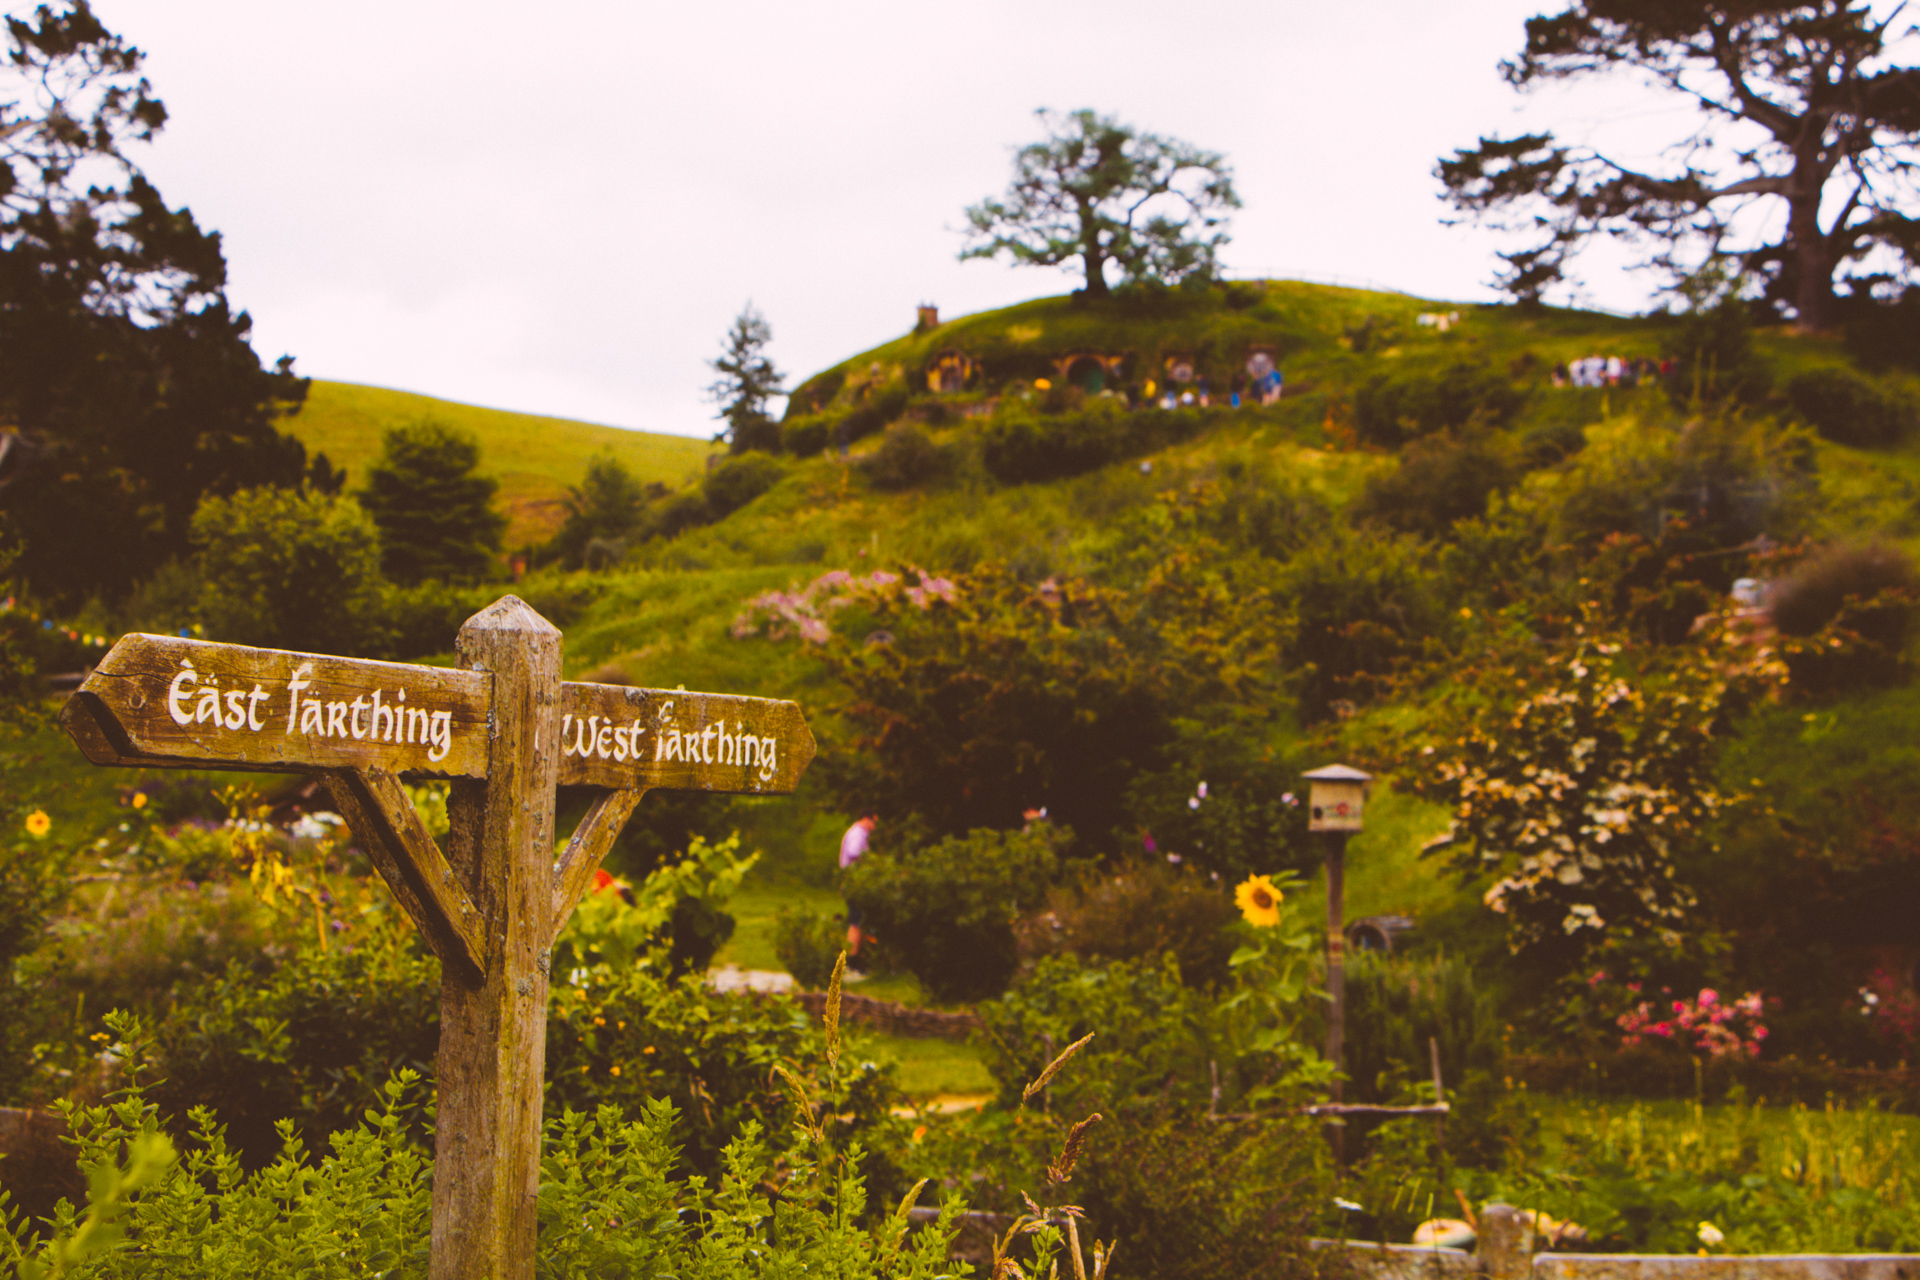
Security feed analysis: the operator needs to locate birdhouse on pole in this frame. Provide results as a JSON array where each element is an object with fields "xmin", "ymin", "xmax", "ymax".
[{"xmin": 1304, "ymin": 763, "xmax": 1370, "ymax": 832}]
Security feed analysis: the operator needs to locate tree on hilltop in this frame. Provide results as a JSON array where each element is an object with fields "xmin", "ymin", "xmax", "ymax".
[
  {"xmin": 706, "ymin": 303, "xmax": 784, "ymax": 455},
  {"xmin": 0, "ymin": 0, "xmax": 311, "ymax": 606},
  {"xmin": 961, "ymin": 109, "xmax": 1240, "ymax": 299},
  {"xmin": 357, "ymin": 420, "xmax": 505, "ymax": 584},
  {"xmin": 1438, "ymin": 1, "xmax": 1920, "ymax": 326}
]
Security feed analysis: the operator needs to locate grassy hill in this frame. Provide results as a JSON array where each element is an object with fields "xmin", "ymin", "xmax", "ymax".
[
  {"xmin": 515, "ymin": 280, "xmax": 1920, "ymax": 965},
  {"xmin": 279, "ymin": 381, "xmax": 716, "ymax": 548},
  {"xmin": 29, "ymin": 277, "xmax": 1920, "ymax": 1050}
]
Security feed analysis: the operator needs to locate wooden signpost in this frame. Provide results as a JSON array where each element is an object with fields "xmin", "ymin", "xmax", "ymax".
[{"xmin": 60, "ymin": 596, "xmax": 817, "ymax": 1279}]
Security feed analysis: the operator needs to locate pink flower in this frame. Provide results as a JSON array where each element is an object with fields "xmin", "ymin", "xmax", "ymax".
[{"xmin": 1698, "ymin": 989, "xmax": 1719, "ymax": 1008}]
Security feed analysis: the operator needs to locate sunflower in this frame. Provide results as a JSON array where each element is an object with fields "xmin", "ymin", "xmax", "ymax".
[
  {"xmin": 1235, "ymin": 874, "xmax": 1282, "ymax": 927},
  {"xmin": 24, "ymin": 810, "xmax": 50, "ymax": 837}
]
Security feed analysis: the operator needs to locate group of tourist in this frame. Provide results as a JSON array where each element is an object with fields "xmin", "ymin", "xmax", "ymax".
[
  {"xmin": 1135, "ymin": 368, "xmax": 1283, "ymax": 410},
  {"xmin": 1552, "ymin": 354, "xmax": 1672, "ymax": 388}
]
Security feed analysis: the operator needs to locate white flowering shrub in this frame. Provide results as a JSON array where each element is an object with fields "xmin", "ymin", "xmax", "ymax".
[{"xmin": 1416, "ymin": 628, "xmax": 1783, "ymax": 960}]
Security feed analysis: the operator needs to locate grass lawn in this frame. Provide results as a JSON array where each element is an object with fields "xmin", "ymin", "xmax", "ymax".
[
  {"xmin": 281, "ymin": 381, "xmax": 715, "ymax": 548},
  {"xmin": 852, "ymin": 1031, "xmax": 994, "ymax": 1101}
]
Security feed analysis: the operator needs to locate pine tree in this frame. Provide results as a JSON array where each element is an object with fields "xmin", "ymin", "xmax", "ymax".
[
  {"xmin": 358, "ymin": 422, "xmax": 505, "ymax": 584},
  {"xmin": 706, "ymin": 304, "xmax": 784, "ymax": 454}
]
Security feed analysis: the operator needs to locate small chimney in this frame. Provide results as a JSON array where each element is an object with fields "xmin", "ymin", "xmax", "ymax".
[{"xmin": 915, "ymin": 303, "xmax": 940, "ymax": 333}]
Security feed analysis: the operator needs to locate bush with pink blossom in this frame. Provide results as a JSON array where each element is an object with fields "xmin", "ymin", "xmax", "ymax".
[{"xmin": 1617, "ymin": 986, "xmax": 1769, "ymax": 1060}]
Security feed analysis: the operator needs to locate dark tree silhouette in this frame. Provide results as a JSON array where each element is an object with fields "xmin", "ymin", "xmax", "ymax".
[
  {"xmin": 0, "ymin": 1, "xmax": 310, "ymax": 605},
  {"xmin": 706, "ymin": 303, "xmax": 784, "ymax": 455},
  {"xmin": 357, "ymin": 421, "xmax": 506, "ymax": 584},
  {"xmin": 1438, "ymin": 2, "xmax": 1920, "ymax": 326}
]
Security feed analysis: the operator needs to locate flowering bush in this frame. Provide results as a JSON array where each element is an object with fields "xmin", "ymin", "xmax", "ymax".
[
  {"xmin": 730, "ymin": 566, "xmax": 955, "ymax": 644},
  {"xmin": 1414, "ymin": 624, "xmax": 1784, "ymax": 962},
  {"xmin": 1617, "ymin": 987, "xmax": 1769, "ymax": 1060},
  {"xmin": 1856, "ymin": 969, "xmax": 1920, "ymax": 1057}
]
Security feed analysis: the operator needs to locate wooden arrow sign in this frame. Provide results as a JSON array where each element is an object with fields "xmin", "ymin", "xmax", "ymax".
[
  {"xmin": 61, "ymin": 635, "xmax": 817, "ymax": 796},
  {"xmin": 556, "ymin": 682, "xmax": 814, "ymax": 793},
  {"xmin": 57, "ymin": 603, "xmax": 821, "ymax": 1280},
  {"xmin": 62, "ymin": 633, "xmax": 492, "ymax": 777}
]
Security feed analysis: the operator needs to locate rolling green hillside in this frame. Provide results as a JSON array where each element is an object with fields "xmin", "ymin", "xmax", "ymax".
[
  {"xmin": 279, "ymin": 381, "xmax": 716, "ymax": 548},
  {"xmin": 525, "ymin": 281, "xmax": 1920, "ymax": 964}
]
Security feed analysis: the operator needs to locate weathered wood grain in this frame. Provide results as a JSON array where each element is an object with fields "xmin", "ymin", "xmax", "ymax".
[
  {"xmin": 318, "ymin": 768, "xmax": 485, "ymax": 977},
  {"xmin": 64, "ymin": 634, "xmax": 490, "ymax": 777},
  {"xmin": 430, "ymin": 597, "xmax": 560, "ymax": 1280},
  {"xmin": 549, "ymin": 787, "xmax": 645, "ymax": 943},
  {"xmin": 555, "ymin": 681, "xmax": 815, "ymax": 793}
]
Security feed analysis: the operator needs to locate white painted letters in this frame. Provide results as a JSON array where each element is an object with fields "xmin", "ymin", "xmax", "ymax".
[{"xmin": 168, "ymin": 662, "xmax": 198, "ymax": 726}]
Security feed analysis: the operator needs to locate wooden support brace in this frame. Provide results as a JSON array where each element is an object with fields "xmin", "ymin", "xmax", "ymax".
[
  {"xmin": 319, "ymin": 767, "xmax": 486, "ymax": 978},
  {"xmin": 549, "ymin": 787, "xmax": 645, "ymax": 943}
]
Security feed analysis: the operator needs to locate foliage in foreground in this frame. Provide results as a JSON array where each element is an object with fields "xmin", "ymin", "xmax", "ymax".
[
  {"xmin": 1, "ymin": 1009, "xmax": 966, "ymax": 1279},
  {"xmin": 1340, "ymin": 1093, "xmax": 1920, "ymax": 1256}
]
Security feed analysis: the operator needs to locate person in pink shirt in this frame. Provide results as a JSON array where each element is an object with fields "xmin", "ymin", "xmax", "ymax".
[{"xmin": 839, "ymin": 810, "xmax": 878, "ymax": 969}]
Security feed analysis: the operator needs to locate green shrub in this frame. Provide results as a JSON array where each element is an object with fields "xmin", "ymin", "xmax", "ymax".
[
  {"xmin": 1015, "ymin": 859, "xmax": 1238, "ymax": 988},
  {"xmin": 1768, "ymin": 541, "xmax": 1919, "ymax": 694},
  {"xmin": 839, "ymin": 382, "xmax": 911, "ymax": 443},
  {"xmin": 1355, "ymin": 429, "xmax": 1522, "ymax": 539},
  {"xmin": 1353, "ymin": 359, "xmax": 1526, "ymax": 447},
  {"xmin": 145, "ymin": 903, "xmax": 441, "ymax": 1167},
  {"xmin": 1329, "ymin": 951, "xmax": 1501, "ymax": 1106},
  {"xmin": 1520, "ymin": 417, "xmax": 1589, "ymax": 467},
  {"xmin": 773, "ymin": 907, "xmax": 845, "ymax": 989},
  {"xmin": 1787, "ymin": 367, "xmax": 1908, "ymax": 448},
  {"xmin": 373, "ymin": 579, "xmax": 476, "ymax": 659},
  {"xmin": 703, "ymin": 451, "xmax": 787, "ymax": 519},
  {"xmin": 545, "ymin": 961, "xmax": 900, "ymax": 1181},
  {"xmin": 1661, "ymin": 296, "xmax": 1772, "ymax": 406},
  {"xmin": 1069, "ymin": 1115, "xmax": 1326, "ymax": 1280},
  {"xmin": 7, "ymin": 1013, "xmax": 958, "ymax": 1278},
  {"xmin": 1278, "ymin": 524, "xmax": 1446, "ymax": 720},
  {"xmin": 978, "ymin": 398, "xmax": 1212, "ymax": 485},
  {"xmin": 859, "ymin": 423, "xmax": 950, "ymax": 490},
  {"xmin": 652, "ymin": 489, "xmax": 713, "ymax": 538},
  {"xmin": 980, "ymin": 399, "xmax": 1128, "ymax": 483},
  {"xmin": 544, "ymin": 454, "xmax": 659, "ymax": 569},
  {"xmin": 1770, "ymin": 541, "xmax": 1919, "ymax": 638},
  {"xmin": 843, "ymin": 824, "xmax": 1072, "ymax": 1003},
  {"xmin": 781, "ymin": 412, "xmax": 834, "ymax": 458},
  {"xmin": 0, "ymin": 799, "xmax": 73, "ymax": 1105},
  {"xmin": 190, "ymin": 485, "xmax": 385, "ymax": 655},
  {"xmin": 29, "ymin": 878, "xmax": 297, "ymax": 1030},
  {"xmin": 356, "ymin": 420, "xmax": 505, "ymax": 585}
]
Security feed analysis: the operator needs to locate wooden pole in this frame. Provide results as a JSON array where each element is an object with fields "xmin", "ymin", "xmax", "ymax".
[
  {"xmin": 1325, "ymin": 829, "xmax": 1347, "ymax": 1167},
  {"xmin": 432, "ymin": 597, "xmax": 562, "ymax": 1280}
]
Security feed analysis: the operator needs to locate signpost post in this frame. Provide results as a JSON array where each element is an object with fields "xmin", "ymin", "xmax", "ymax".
[{"xmin": 59, "ymin": 595, "xmax": 817, "ymax": 1279}]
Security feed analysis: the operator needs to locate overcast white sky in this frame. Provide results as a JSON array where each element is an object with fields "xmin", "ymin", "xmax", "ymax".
[{"xmin": 84, "ymin": 0, "xmax": 1702, "ymax": 438}]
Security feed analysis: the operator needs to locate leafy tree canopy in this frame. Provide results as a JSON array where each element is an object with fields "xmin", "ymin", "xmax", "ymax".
[
  {"xmin": 0, "ymin": 0, "xmax": 310, "ymax": 606},
  {"xmin": 191, "ymin": 485, "xmax": 384, "ymax": 655},
  {"xmin": 962, "ymin": 108, "xmax": 1240, "ymax": 299},
  {"xmin": 705, "ymin": 303, "xmax": 783, "ymax": 455},
  {"xmin": 545, "ymin": 454, "xmax": 660, "ymax": 570},
  {"xmin": 1438, "ymin": 1, "xmax": 1920, "ymax": 326},
  {"xmin": 357, "ymin": 420, "xmax": 505, "ymax": 585}
]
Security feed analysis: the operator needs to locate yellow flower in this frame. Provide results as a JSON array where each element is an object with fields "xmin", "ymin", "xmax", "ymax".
[
  {"xmin": 132, "ymin": 792, "xmax": 148, "ymax": 810},
  {"xmin": 1235, "ymin": 874, "xmax": 1283, "ymax": 927},
  {"xmin": 24, "ymin": 811, "xmax": 50, "ymax": 837}
]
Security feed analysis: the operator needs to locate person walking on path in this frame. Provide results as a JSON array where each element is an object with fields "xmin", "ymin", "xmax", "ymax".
[{"xmin": 839, "ymin": 810, "xmax": 878, "ymax": 970}]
